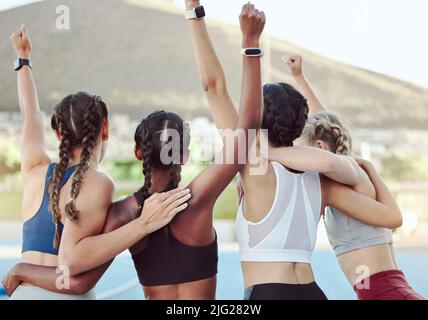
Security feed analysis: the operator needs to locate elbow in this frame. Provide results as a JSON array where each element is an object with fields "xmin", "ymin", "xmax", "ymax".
[
  {"xmin": 69, "ymin": 277, "xmax": 93, "ymax": 295},
  {"xmin": 326, "ymin": 156, "xmax": 359, "ymax": 186},
  {"xmin": 59, "ymin": 254, "xmax": 80, "ymax": 277},
  {"xmin": 202, "ymin": 74, "xmax": 226, "ymax": 94},
  {"xmin": 383, "ymin": 209, "xmax": 403, "ymax": 229},
  {"xmin": 391, "ymin": 211, "xmax": 403, "ymax": 229}
]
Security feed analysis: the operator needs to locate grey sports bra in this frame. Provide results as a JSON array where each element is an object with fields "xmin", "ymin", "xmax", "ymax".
[{"xmin": 325, "ymin": 207, "xmax": 393, "ymax": 257}]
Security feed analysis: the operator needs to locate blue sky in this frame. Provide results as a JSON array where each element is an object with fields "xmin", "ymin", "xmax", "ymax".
[{"xmin": 2, "ymin": 0, "xmax": 427, "ymax": 88}]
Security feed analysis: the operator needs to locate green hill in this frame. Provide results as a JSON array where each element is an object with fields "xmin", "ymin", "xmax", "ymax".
[{"xmin": 1, "ymin": 0, "xmax": 427, "ymax": 129}]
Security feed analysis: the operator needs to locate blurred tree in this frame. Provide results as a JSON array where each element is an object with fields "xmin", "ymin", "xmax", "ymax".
[
  {"xmin": 381, "ymin": 151, "xmax": 428, "ymax": 182},
  {"xmin": 0, "ymin": 140, "xmax": 20, "ymax": 175}
]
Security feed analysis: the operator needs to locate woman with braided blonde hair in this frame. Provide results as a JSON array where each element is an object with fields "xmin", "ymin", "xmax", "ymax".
[
  {"xmin": 264, "ymin": 54, "xmax": 424, "ymax": 300},
  {"xmin": 2, "ymin": 25, "xmax": 192, "ymax": 300},
  {"xmin": 303, "ymin": 111, "xmax": 353, "ymax": 156}
]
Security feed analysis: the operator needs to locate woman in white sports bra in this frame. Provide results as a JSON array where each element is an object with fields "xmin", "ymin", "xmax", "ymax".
[
  {"xmin": 264, "ymin": 55, "xmax": 423, "ymax": 300},
  {"xmin": 186, "ymin": 1, "xmax": 403, "ymax": 299},
  {"xmin": 235, "ymin": 82, "xmax": 403, "ymax": 300}
]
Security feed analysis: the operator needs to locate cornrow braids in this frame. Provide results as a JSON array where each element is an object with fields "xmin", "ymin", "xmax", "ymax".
[
  {"xmin": 165, "ymin": 164, "xmax": 182, "ymax": 192},
  {"xmin": 303, "ymin": 112, "xmax": 352, "ymax": 156},
  {"xmin": 48, "ymin": 92, "xmax": 108, "ymax": 249},
  {"xmin": 138, "ymin": 125, "xmax": 154, "ymax": 208},
  {"xmin": 133, "ymin": 111, "xmax": 189, "ymax": 211},
  {"xmin": 262, "ymin": 83, "xmax": 309, "ymax": 147}
]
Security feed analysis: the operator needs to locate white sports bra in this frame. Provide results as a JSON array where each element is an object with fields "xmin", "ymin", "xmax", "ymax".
[{"xmin": 236, "ymin": 161, "xmax": 322, "ymax": 264}]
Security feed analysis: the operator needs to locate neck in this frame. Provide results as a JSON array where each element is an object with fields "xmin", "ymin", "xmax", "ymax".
[
  {"xmin": 68, "ymin": 145, "xmax": 100, "ymax": 169},
  {"xmin": 149, "ymin": 167, "xmax": 173, "ymax": 194}
]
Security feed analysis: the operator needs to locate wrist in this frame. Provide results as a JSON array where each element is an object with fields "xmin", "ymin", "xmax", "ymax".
[
  {"xmin": 135, "ymin": 217, "xmax": 150, "ymax": 238},
  {"xmin": 294, "ymin": 73, "xmax": 307, "ymax": 83},
  {"xmin": 185, "ymin": 0, "xmax": 200, "ymax": 10},
  {"xmin": 17, "ymin": 54, "xmax": 30, "ymax": 60},
  {"xmin": 242, "ymin": 38, "xmax": 260, "ymax": 48},
  {"xmin": 12, "ymin": 263, "xmax": 25, "ymax": 281}
]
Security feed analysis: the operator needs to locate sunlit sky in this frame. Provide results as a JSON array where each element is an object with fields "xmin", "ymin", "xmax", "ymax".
[{"xmin": 2, "ymin": 0, "xmax": 427, "ymax": 88}]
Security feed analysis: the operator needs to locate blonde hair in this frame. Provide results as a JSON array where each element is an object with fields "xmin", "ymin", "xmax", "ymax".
[{"xmin": 302, "ymin": 111, "xmax": 352, "ymax": 155}]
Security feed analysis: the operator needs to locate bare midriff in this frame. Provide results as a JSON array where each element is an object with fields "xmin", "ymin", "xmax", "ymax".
[
  {"xmin": 241, "ymin": 261, "xmax": 315, "ymax": 288},
  {"xmin": 337, "ymin": 244, "xmax": 398, "ymax": 286},
  {"xmin": 143, "ymin": 275, "xmax": 217, "ymax": 300}
]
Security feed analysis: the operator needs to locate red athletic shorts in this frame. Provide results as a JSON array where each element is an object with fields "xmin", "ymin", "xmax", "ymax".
[{"xmin": 353, "ymin": 270, "xmax": 425, "ymax": 300}]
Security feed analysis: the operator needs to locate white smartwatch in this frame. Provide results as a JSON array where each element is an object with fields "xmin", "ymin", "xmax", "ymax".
[
  {"xmin": 185, "ymin": 5, "xmax": 206, "ymax": 20},
  {"xmin": 241, "ymin": 48, "xmax": 263, "ymax": 57}
]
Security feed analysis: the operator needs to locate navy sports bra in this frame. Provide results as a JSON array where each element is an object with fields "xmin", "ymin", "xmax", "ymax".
[
  {"xmin": 22, "ymin": 163, "xmax": 77, "ymax": 255},
  {"xmin": 131, "ymin": 225, "xmax": 218, "ymax": 286}
]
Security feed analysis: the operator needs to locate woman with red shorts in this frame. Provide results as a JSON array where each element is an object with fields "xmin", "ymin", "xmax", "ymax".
[{"xmin": 268, "ymin": 55, "xmax": 424, "ymax": 300}]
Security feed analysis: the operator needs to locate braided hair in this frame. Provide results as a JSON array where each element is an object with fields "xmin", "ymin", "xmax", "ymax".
[
  {"xmin": 302, "ymin": 111, "xmax": 352, "ymax": 155},
  {"xmin": 262, "ymin": 83, "xmax": 309, "ymax": 147},
  {"xmin": 49, "ymin": 92, "xmax": 108, "ymax": 248},
  {"xmin": 134, "ymin": 111, "xmax": 190, "ymax": 209}
]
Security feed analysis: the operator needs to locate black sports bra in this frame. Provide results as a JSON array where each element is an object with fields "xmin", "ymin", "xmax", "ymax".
[{"xmin": 131, "ymin": 193, "xmax": 218, "ymax": 286}]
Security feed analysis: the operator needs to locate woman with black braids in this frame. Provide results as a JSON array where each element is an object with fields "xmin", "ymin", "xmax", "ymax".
[
  {"xmin": 3, "ymin": 4, "xmax": 265, "ymax": 300},
  {"xmin": 187, "ymin": 0, "xmax": 404, "ymax": 300},
  {"xmin": 3, "ymin": 25, "xmax": 191, "ymax": 299},
  {"xmin": 124, "ymin": 4, "xmax": 265, "ymax": 300}
]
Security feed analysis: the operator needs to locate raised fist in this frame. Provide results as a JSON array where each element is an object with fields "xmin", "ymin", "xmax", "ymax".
[
  {"xmin": 10, "ymin": 24, "xmax": 32, "ymax": 59},
  {"xmin": 282, "ymin": 54, "xmax": 303, "ymax": 77},
  {"xmin": 240, "ymin": 2, "xmax": 266, "ymax": 46}
]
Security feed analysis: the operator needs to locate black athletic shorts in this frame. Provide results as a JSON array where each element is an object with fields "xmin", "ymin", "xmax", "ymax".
[{"xmin": 244, "ymin": 282, "xmax": 328, "ymax": 300}]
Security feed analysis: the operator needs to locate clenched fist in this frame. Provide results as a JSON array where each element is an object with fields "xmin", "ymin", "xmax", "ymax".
[
  {"xmin": 240, "ymin": 2, "xmax": 266, "ymax": 47},
  {"xmin": 10, "ymin": 24, "xmax": 32, "ymax": 59},
  {"xmin": 282, "ymin": 54, "xmax": 303, "ymax": 77}
]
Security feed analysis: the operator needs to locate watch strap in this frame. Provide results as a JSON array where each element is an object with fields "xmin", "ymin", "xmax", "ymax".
[
  {"xmin": 185, "ymin": 9, "xmax": 196, "ymax": 19},
  {"xmin": 14, "ymin": 58, "xmax": 32, "ymax": 71}
]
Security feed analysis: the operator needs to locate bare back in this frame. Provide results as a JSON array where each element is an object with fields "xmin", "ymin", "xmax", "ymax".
[{"xmin": 240, "ymin": 162, "xmax": 321, "ymax": 287}]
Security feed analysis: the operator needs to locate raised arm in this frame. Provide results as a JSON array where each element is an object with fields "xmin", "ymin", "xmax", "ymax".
[
  {"xmin": 2, "ymin": 189, "xmax": 191, "ymax": 296},
  {"xmin": 324, "ymin": 174, "xmax": 403, "ymax": 229},
  {"xmin": 10, "ymin": 25, "xmax": 51, "ymax": 174},
  {"xmin": 185, "ymin": 0, "xmax": 238, "ymax": 131},
  {"xmin": 283, "ymin": 54, "xmax": 328, "ymax": 115},
  {"xmin": 187, "ymin": 4, "xmax": 265, "ymax": 212},
  {"xmin": 268, "ymin": 145, "xmax": 360, "ymax": 186}
]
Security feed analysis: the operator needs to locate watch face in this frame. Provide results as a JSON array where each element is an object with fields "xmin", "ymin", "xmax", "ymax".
[
  {"xmin": 195, "ymin": 6, "xmax": 205, "ymax": 18},
  {"xmin": 245, "ymin": 49, "xmax": 262, "ymax": 56}
]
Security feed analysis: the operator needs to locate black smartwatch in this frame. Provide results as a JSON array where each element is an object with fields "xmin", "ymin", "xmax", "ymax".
[
  {"xmin": 14, "ymin": 58, "xmax": 32, "ymax": 71},
  {"xmin": 241, "ymin": 48, "xmax": 263, "ymax": 57},
  {"xmin": 185, "ymin": 5, "xmax": 206, "ymax": 20}
]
